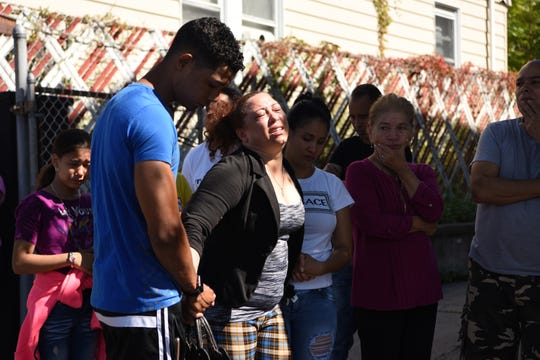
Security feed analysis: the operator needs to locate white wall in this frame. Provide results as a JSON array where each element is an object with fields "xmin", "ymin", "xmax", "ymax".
[
  {"xmin": 13, "ymin": 0, "xmax": 510, "ymax": 71},
  {"xmin": 384, "ymin": 0, "xmax": 435, "ymax": 59},
  {"xmin": 283, "ymin": 0, "xmax": 380, "ymax": 56},
  {"xmin": 15, "ymin": 0, "xmax": 182, "ymax": 31},
  {"xmin": 283, "ymin": 0, "xmax": 509, "ymax": 71}
]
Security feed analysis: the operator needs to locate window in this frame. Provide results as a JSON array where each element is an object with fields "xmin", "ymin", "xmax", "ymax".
[
  {"xmin": 182, "ymin": 0, "xmax": 220, "ymax": 24},
  {"xmin": 241, "ymin": 0, "xmax": 279, "ymax": 41},
  {"xmin": 180, "ymin": 0, "xmax": 282, "ymax": 41},
  {"xmin": 435, "ymin": 3, "xmax": 460, "ymax": 66}
]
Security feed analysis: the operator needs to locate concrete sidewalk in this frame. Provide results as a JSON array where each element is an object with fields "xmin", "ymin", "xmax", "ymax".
[{"xmin": 347, "ymin": 281, "xmax": 468, "ymax": 360}]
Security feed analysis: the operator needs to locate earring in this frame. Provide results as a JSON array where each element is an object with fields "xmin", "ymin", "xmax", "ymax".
[{"xmin": 54, "ymin": 167, "xmax": 58, "ymax": 172}]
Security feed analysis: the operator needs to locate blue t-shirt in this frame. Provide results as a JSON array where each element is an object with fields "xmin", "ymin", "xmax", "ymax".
[
  {"xmin": 470, "ymin": 118, "xmax": 540, "ymax": 276},
  {"xmin": 91, "ymin": 83, "xmax": 181, "ymax": 313}
]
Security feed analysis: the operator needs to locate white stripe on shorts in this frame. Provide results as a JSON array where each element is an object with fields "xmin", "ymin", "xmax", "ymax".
[
  {"xmin": 157, "ymin": 307, "xmax": 172, "ymax": 360},
  {"xmin": 95, "ymin": 308, "xmax": 173, "ymax": 360},
  {"xmin": 95, "ymin": 312, "xmax": 157, "ymax": 328}
]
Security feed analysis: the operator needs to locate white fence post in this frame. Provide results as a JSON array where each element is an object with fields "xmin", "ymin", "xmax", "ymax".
[{"xmin": 13, "ymin": 22, "xmax": 34, "ymax": 324}]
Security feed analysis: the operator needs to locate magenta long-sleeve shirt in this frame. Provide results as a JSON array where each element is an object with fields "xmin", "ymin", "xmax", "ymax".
[{"xmin": 345, "ymin": 159, "xmax": 444, "ymax": 310}]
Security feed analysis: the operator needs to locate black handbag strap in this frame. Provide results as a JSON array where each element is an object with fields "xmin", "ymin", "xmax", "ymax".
[{"xmin": 194, "ymin": 316, "xmax": 224, "ymax": 356}]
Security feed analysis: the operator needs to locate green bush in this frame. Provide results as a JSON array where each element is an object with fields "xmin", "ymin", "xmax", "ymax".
[{"xmin": 440, "ymin": 191, "xmax": 476, "ymax": 224}]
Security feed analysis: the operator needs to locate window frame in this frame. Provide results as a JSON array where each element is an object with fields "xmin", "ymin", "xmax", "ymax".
[
  {"xmin": 181, "ymin": 0, "xmax": 221, "ymax": 20},
  {"xmin": 179, "ymin": 0, "xmax": 283, "ymax": 40},
  {"xmin": 435, "ymin": 3, "xmax": 461, "ymax": 67}
]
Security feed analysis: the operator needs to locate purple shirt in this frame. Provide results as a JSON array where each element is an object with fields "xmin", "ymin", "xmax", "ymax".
[
  {"xmin": 15, "ymin": 190, "xmax": 93, "ymax": 255},
  {"xmin": 0, "ymin": 175, "xmax": 5, "ymax": 205},
  {"xmin": 345, "ymin": 159, "xmax": 443, "ymax": 310}
]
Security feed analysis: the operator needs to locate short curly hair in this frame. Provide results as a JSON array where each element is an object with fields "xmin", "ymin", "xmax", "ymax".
[{"xmin": 166, "ymin": 17, "xmax": 244, "ymax": 74}]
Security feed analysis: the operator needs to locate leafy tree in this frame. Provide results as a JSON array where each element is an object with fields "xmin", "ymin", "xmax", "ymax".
[{"xmin": 508, "ymin": 0, "xmax": 540, "ymax": 71}]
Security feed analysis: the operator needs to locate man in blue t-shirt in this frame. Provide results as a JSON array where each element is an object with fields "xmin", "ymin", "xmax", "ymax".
[
  {"xmin": 460, "ymin": 59, "xmax": 540, "ymax": 359},
  {"xmin": 91, "ymin": 17, "xmax": 244, "ymax": 359}
]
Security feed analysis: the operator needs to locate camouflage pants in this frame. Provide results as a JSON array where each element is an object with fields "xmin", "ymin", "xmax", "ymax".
[{"xmin": 460, "ymin": 259, "xmax": 540, "ymax": 360}]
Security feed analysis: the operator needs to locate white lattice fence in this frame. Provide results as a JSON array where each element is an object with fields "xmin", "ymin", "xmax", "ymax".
[
  {"xmin": 241, "ymin": 41, "xmax": 519, "ymax": 193},
  {"xmin": 1, "ymin": 3, "xmax": 173, "ymax": 127},
  {"xmin": 2, "ymin": 2, "xmax": 519, "ymax": 193}
]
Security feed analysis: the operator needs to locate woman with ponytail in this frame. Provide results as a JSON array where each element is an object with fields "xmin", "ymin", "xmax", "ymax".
[
  {"xmin": 13, "ymin": 128, "xmax": 104, "ymax": 360},
  {"xmin": 282, "ymin": 92, "xmax": 354, "ymax": 360}
]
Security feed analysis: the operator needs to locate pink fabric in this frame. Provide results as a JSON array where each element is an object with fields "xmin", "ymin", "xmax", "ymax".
[
  {"xmin": 14, "ymin": 269, "xmax": 105, "ymax": 360},
  {"xmin": 345, "ymin": 159, "xmax": 444, "ymax": 310}
]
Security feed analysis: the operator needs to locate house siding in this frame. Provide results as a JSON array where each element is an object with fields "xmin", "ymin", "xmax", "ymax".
[
  {"xmin": 15, "ymin": 0, "xmax": 181, "ymax": 30},
  {"xmin": 13, "ymin": 0, "xmax": 509, "ymax": 71},
  {"xmin": 283, "ymin": 0, "xmax": 379, "ymax": 56},
  {"xmin": 433, "ymin": 0, "xmax": 508, "ymax": 70},
  {"xmin": 384, "ymin": 0, "xmax": 435, "ymax": 59},
  {"xmin": 285, "ymin": 0, "xmax": 508, "ymax": 71}
]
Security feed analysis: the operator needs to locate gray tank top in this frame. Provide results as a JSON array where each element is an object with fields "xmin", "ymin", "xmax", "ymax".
[{"xmin": 205, "ymin": 202, "xmax": 304, "ymax": 322}]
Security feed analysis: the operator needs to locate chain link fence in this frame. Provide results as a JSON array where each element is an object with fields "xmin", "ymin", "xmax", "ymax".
[{"xmin": 31, "ymin": 86, "xmax": 208, "ymax": 170}]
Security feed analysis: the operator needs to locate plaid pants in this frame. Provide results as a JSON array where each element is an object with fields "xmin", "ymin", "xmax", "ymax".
[{"xmin": 209, "ymin": 305, "xmax": 291, "ymax": 360}]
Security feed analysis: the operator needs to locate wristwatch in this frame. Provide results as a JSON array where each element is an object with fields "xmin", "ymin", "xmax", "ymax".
[
  {"xmin": 67, "ymin": 252, "xmax": 76, "ymax": 266},
  {"xmin": 184, "ymin": 276, "xmax": 203, "ymax": 297}
]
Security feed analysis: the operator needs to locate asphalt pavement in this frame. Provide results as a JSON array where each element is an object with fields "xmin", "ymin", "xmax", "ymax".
[{"xmin": 347, "ymin": 281, "xmax": 467, "ymax": 360}]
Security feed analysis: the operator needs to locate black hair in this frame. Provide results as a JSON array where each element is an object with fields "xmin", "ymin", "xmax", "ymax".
[
  {"xmin": 288, "ymin": 92, "xmax": 332, "ymax": 131},
  {"xmin": 351, "ymin": 83, "xmax": 382, "ymax": 103},
  {"xmin": 220, "ymin": 85, "xmax": 243, "ymax": 102},
  {"xmin": 166, "ymin": 17, "xmax": 244, "ymax": 74},
  {"xmin": 35, "ymin": 128, "xmax": 91, "ymax": 189}
]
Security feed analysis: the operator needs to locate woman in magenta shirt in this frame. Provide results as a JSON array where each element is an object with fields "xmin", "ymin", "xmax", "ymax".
[{"xmin": 345, "ymin": 93, "xmax": 443, "ymax": 360}]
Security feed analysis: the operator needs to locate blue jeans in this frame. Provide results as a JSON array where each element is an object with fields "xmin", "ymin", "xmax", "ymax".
[
  {"xmin": 282, "ymin": 286, "xmax": 336, "ymax": 360},
  {"xmin": 38, "ymin": 290, "xmax": 98, "ymax": 360},
  {"xmin": 331, "ymin": 263, "xmax": 357, "ymax": 360}
]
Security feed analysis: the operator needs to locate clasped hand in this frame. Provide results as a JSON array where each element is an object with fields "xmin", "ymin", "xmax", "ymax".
[
  {"xmin": 181, "ymin": 284, "xmax": 216, "ymax": 325},
  {"xmin": 292, "ymin": 253, "xmax": 322, "ymax": 282}
]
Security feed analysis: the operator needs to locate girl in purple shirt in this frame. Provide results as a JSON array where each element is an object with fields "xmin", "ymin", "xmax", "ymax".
[
  {"xmin": 345, "ymin": 94, "xmax": 444, "ymax": 360},
  {"xmin": 13, "ymin": 129, "xmax": 99, "ymax": 360}
]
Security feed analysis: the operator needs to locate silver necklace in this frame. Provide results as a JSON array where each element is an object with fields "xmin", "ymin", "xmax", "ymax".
[{"xmin": 266, "ymin": 166, "xmax": 286, "ymax": 196}]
